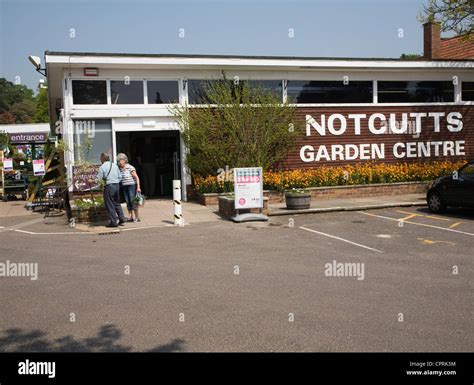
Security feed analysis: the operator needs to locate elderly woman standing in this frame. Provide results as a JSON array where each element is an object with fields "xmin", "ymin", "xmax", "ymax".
[{"xmin": 117, "ymin": 153, "xmax": 141, "ymax": 222}]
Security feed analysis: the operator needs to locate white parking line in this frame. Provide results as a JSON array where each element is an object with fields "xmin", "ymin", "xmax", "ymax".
[
  {"xmin": 358, "ymin": 211, "xmax": 474, "ymax": 236},
  {"xmin": 13, "ymin": 229, "xmax": 91, "ymax": 235},
  {"xmin": 299, "ymin": 226, "xmax": 382, "ymax": 253}
]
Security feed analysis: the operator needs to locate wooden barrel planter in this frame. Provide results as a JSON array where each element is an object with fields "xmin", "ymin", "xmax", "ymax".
[{"xmin": 285, "ymin": 192, "xmax": 311, "ymax": 210}]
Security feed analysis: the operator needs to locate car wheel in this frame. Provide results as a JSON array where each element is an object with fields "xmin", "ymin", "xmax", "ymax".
[{"xmin": 428, "ymin": 192, "xmax": 446, "ymax": 213}]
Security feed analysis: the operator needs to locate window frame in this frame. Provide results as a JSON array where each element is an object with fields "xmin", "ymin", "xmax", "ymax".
[
  {"xmin": 144, "ymin": 78, "xmax": 181, "ymax": 105},
  {"xmin": 109, "ymin": 79, "xmax": 146, "ymax": 105},
  {"xmin": 286, "ymin": 79, "xmax": 374, "ymax": 105},
  {"xmin": 71, "ymin": 79, "xmax": 108, "ymax": 105},
  {"xmin": 461, "ymin": 81, "xmax": 474, "ymax": 102},
  {"xmin": 186, "ymin": 78, "xmax": 285, "ymax": 106},
  {"xmin": 376, "ymin": 80, "xmax": 456, "ymax": 104},
  {"xmin": 68, "ymin": 77, "xmax": 474, "ymax": 108}
]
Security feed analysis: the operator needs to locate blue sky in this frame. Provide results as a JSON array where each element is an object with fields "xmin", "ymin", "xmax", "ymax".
[{"xmin": 1, "ymin": 0, "xmax": 429, "ymax": 91}]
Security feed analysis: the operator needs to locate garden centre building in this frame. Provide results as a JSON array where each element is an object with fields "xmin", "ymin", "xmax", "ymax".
[{"xmin": 43, "ymin": 23, "xmax": 474, "ymax": 200}]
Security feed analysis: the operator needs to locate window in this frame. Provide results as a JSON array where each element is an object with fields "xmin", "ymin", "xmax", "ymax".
[
  {"xmin": 187, "ymin": 79, "xmax": 224, "ymax": 104},
  {"xmin": 147, "ymin": 81, "xmax": 179, "ymax": 104},
  {"xmin": 188, "ymin": 79, "xmax": 283, "ymax": 104},
  {"xmin": 461, "ymin": 82, "xmax": 474, "ymax": 101},
  {"xmin": 110, "ymin": 80, "xmax": 144, "ymax": 104},
  {"xmin": 72, "ymin": 80, "xmax": 107, "ymax": 104},
  {"xmin": 378, "ymin": 81, "xmax": 454, "ymax": 103},
  {"xmin": 73, "ymin": 119, "xmax": 112, "ymax": 164},
  {"xmin": 286, "ymin": 81, "xmax": 373, "ymax": 103},
  {"xmin": 248, "ymin": 80, "xmax": 283, "ymax": 101}
]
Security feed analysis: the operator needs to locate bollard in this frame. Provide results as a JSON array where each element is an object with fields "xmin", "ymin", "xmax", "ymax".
[{"xmin": 173, "ymin": 180, "xmax": 183, "ymax": 226}]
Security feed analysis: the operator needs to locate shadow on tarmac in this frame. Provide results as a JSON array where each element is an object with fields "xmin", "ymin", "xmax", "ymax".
[{"xmin": 0, "ymin": 324, "xmax": 185, "ymax": 352}]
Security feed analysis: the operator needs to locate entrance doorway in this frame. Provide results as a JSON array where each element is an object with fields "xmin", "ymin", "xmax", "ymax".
[{"xmin": 116, "ymin": 131, "xmax": 181, "ymax": 198}]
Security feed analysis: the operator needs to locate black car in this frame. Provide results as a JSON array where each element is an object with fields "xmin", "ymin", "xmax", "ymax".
[{"xmin": 427, "ymin": 160, "xmax": 474, "ymax": 213}]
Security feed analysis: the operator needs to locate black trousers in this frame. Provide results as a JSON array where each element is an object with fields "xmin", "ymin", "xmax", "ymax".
[{"xmin": 104, "ymin": 183, "xmax": 125, "ymax": 224}]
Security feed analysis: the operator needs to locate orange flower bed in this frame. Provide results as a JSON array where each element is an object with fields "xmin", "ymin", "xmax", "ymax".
[{"xmin": 194, "ymin": 160, "xmax": 466, "ymax": 193}]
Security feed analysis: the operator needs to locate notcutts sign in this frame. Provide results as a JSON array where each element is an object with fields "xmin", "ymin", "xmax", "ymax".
[{"xmin": 298, "ymin": 109, "xmax": 471, "ymax": 164}]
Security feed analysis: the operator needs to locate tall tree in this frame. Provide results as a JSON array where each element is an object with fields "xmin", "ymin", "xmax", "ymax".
[
  {"xmin": 0, "ymin": 78, "xmax": 49, "ymax": 123},
  {"xmin": 34, "ymin": 86, "xmax": 50, "ymax": 123},
  {"xmin": 0, "ymin": 78, "xmax": 34, "ymax": 114},
  {"xmin": 419, "ymin": 0, "xmax": 474, "ymax": 35},
  {"xmin": 0, "ymin": 111, "xmax": 16, "ymax": 124},
  {"xmin": 10, "ymin": 100, "xmax": 36, "ymax": 123}
]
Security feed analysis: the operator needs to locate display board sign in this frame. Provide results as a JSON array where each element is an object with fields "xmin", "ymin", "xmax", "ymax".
[
  {"xmin": 3, "ymin": 158, "xmax": 13, "ymax": 171},
  {"xmin": 234, "ymin": 167, "xmax": 263, "ymax": 209},
  {"xmin": 33, "ymin": 159, "xmax": 45, "ymax": 176},
  {"xmin": 72, "ymin": 164, "xmax": 100, "ymax": 192}
]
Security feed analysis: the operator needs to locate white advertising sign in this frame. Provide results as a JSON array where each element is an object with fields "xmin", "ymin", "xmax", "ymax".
[
  {"xmin": 234, "ymin": 167, "xmax": 263, "ymax": 209},
  {"xmin": 33, "ymin": 159, "xmax": 45, "ymax": 176},
  {"xmin": 3, "ymin": 158, "xmax": 13, "ymax": 171}
]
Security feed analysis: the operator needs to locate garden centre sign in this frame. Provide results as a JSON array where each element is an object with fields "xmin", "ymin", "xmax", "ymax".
[
  {"xmin": 234, "ymin": 167, "xmax": 263, "ymax": 210},
  {"xmin": 298, "ymin": 109, "xmax": 471, "ymax": 164}
]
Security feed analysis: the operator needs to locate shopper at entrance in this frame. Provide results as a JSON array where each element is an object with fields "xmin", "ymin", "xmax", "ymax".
[
  {"xmin": 97, "ymin": 152, "xmax": 126, "ymax": 228},
  {"xmin": 117, "ymin": 153, "xmax": 141, "ymax": 223}
]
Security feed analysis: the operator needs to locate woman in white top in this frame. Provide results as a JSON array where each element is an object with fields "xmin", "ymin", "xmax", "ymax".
[{"xmin": 117, "ymin": 153, "xmax": 141, "ymax": 222}]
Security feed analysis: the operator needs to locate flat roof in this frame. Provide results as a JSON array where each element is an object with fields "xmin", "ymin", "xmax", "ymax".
[
  {"xmin": 44, "ymin": 50, "xmax": 473, "ymax": 62},
  {"xmin": 0, "ymin": 123, "xmax": 50, "ymax": 133}
]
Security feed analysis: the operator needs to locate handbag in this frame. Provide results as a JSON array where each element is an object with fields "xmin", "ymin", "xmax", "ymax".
[{"xmin": 134, "ymin": 192, "xmax": 145, "ymax": 207}]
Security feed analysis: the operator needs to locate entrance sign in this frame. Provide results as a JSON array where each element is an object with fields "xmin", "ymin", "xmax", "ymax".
[
  {"xmin": 72, "ymin": 164, "xmax": 100, "ymax": 192},
  {"xmin": 33, "ymin": 159, "xmax": 45, "ymax": 176},
  {"xmin": 3, "ymin": 158, "xmax": 13, "ymax": 171},
  {"xmin": 234, "ymin": 167, "xmax": 263, "ymax": 209},
  {"xmin": 9, "ymin": 132, "xmax": 48, "ymax": 143}
]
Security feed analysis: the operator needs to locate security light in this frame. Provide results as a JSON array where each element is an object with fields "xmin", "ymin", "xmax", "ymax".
[
  {"xmin": 28, "ymin": 55, "xmax": 46, "ymax": 76},
  {"xmin": 28, "ymin": 55, "xmax": 41, "ymax": 69}
]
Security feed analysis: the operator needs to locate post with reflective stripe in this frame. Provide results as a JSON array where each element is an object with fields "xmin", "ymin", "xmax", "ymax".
[{"xmin": 173, "ymin": 180, "xmax": 183, "ymax": 226}]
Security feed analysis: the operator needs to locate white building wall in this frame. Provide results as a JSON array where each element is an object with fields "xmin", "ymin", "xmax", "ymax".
[{"xmin": 54, "ymin": 62, "xmax": 474, "ymax": 201}]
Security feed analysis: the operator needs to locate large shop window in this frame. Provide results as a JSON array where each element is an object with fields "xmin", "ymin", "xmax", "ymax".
[
  {"xmin": 462, "ymin": 82, "xmax": 474, "ymax": 101},
  {"xmin": 248, "ymin": 80, "xmax": 283, "ymax": 101},
  {"xmin": 147, "ymin": 81, "xmax": 179, "ymax": 104},
  {"xmin": 188, "ymin": 79, "xmax": 283, "ymax": 104},
  {"xmin": 72, "ymin": 80, "xmax": 107, "ymax": 105},
  {"xmin": 286, "ymin": 81, "xmax": 373, "ymax": 103},
  {"xmin": 110, "ymin": 80, "xmax": 144, "ymax": 104},
  {"xmin": 188, "ymin": 79, "xmax": 229, "ymax": 104},
  {"xmin": 73, "ymin": 119, "xmax": 112, "ymax": 164},
  {"xmin": 378, "ymin": 81, "xmax": 454, "ymax": 103}
]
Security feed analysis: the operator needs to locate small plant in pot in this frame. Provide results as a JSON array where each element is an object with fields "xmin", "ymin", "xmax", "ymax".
[{"xmin": 285, "ymin": 188, "xmax": 311, "ymax": 210}]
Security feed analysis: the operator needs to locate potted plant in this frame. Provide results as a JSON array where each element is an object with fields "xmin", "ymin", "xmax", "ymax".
[{"xmin": 285, "ymin": 188, "xmax": 311, "ymax": 210}]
